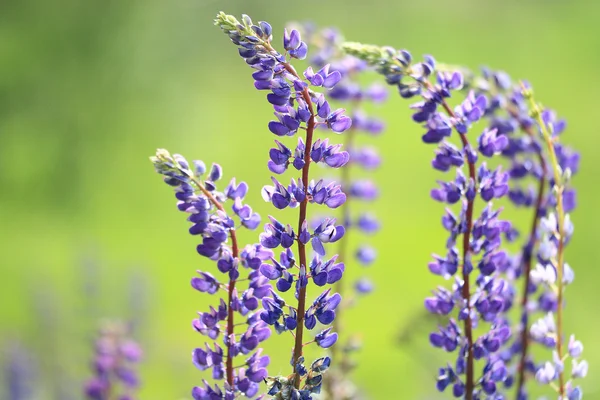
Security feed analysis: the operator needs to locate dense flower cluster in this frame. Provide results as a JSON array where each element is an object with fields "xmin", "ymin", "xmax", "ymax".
[
  {"xmin": 215, "ymin": 12, "xmax": 353, "ymax": 399},
  {"xmin": 151, "ymin": 149, "xmax": 272, "ymax": 399},
  {"xmin": 342, "ymin": 42, "xmax": 583, "ymax": 399},
  {"xmin": 83, "ymin": 322, "xmax": 142, "ymax": 400},
  {"xmin": 433, "ymin": 68, "xmax": 584, "ymax": 399},
  {"xmin": 458, "ymin": 70, "xmax": 582, "ymax": 399}
]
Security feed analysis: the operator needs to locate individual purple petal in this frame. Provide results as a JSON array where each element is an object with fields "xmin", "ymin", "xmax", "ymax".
[
  {"xmin": 324, "ymin": 193, "xmax": 346, "ymax": 208},
  {"xmin": 289, "ymin": 42, "xmax": 308, "ymax": 60},
  {"xmin": 311, "ymin": 237, "xmax": 326, "ymax": 256},
  {"xmin": 315, "ymin": 329, "xmax": 338, "ymax": 348},
  {"xmin": 330, "ymin": 115, "xmax": 352, "ymax": 133}
]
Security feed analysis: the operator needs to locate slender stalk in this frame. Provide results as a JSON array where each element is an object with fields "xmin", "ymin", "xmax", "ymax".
[
  {"xmin": 512, "ymin": 115, "xmax": 548, "ymax": 397},
  {"xmin": 522, "ymin": 84, "xmax": 567, "ymax": 396},
  {"xmin": 190, "ymin": 176, "xmax": 239, "ymax": 387},
  {"xmin": 274, "ymin": 57, "xmax": 318, "ymax": 386},
  {"xmin": 430, "ymin": 84, "xmax": 476, "ymax": 400},
  {"xmin": 456, "ymin": 134, "xmax": 476, "ymax": 400},
  {"xmin": 291, "ymin": 91, "xmax": 315, "ymax": 388},
  {"xmin": 263, "ymin": 40, "xmax": 319, "ymax": 389}
]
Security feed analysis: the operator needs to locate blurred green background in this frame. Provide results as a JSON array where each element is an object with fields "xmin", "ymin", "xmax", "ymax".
[{"xmin": 1, "ymin": 0, "xmax": 599, "ymax": 398}]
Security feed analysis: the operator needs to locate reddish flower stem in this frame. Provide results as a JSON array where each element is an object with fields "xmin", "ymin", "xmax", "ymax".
[
  {"xmin": 191, "ymin": 177, "xmax": 239, "ymax": 387},
  {"xmin": 434, "ymin": 89, "xmax": 476, "ymax": 400},
  {"xmin": 277, "ymin": 59, "xmax": 318, "ymax": 388},
  {"xmin": 292, "ymin": 89, "xmax": 316, "ymax": 388}
]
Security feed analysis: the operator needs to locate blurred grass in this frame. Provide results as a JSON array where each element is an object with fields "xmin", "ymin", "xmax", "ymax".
[{"xmin": 1, "ymin": 0, "xmax": 599, "ymax": 398}]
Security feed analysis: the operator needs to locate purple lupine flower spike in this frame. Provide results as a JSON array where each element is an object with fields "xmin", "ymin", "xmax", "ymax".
[
  {"xmin": 343, "ymin": 43, "xmax": 519, "ymax": 398},
  {"xmin": 463, "ymin": 68, "xmax": 549, "ymax": 399},
  {"xmin": 151, "ymin": 149, "xmax": 272, "ymax": 398},
  {"xmin": 343, "ymin": 41, "xmax": 582, "ymax": 399},
  {"xmin": 83, "ymin": 322, "xmax": 142, "ymax": 400},
  {"xmin": 216, "ymin": 13, "xmax": 351, "ymax": 399},
  {"xmin": 289, "ymin": 23, "xmax": 387, "ymax": 399},
  {"xmin": 453, "ymin": 68, "xmax": 582, "ymax": 399}
]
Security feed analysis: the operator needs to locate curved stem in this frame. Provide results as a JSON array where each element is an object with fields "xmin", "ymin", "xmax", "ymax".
[
  {"xmin": 380, "ymin": 61, "xmax": 477, "ymax": 398},
  {"xmin": 512, "ymin": 116, "xmax": 548, "ymax": 397},
  {"xmin": 190, "ymin": 176, "xmax": 239, "ymax": 387},
  {"xmin": 522, "ymin": 84, "xmax": 566, "ymax": 396},
  {"xmin": 276, "ymin": 58, "xmax": 318, "ymax": 387}
]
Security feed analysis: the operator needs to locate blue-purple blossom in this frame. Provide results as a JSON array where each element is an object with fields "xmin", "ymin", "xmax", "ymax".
[
  {"xmin": 343, "ymin": 40, "xmax": 583, "ymax": 398},
  {"xmin": 342, "ymin": 42, "xmax": 527, "ymax": 398},
  {"xmin": 216, "ymin": 13, "xmax": 352, "ymax": 398},
  {"xmin": 285, "ymin": 23, "xmax": 389, "ymax": 400}
]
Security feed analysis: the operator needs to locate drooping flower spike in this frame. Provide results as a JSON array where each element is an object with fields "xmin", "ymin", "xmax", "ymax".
[
  {"xmin": 342, "ymin": 42, "xmax": 582, "ymax": 399},
  {"xmin": 343, "ymin": 42, "xmax": 515, "ymax": 399},
  {"xmin": 216, "ymin": 12, "xmax": 352, "ymax": 399}
]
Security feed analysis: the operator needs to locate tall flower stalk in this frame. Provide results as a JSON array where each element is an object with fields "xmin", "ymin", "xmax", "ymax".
[
  {"xmin": 450, "ymin": 68, "xmax": 551, "ymax": 397},
  {"xmin": 152, "ymin": 149, "xmax": 272, "ymax": 398},
  {"xmin": 522, "ymin": 84, "xmax": 586, "ymax": 399},
  {"xmin": 463, "ymin": 70, "xmax": 582, "ymax": 398},
  {"xmin": 215, "ymin": 12, "xmax": 352, "ymax": 399},
  {"xmin": 343, "ymin": 42, "xmax": 529, "ymax": 399},
  {"xmin": 294, "ymin": 24, "xmax": 387, "ymax": 399},
  {"xmin": 341, "ymin": 40, "xmax": 585, "ymax": 399}
]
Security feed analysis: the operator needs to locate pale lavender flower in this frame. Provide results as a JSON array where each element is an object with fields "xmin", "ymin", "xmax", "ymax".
[{"xmin": 83, "ymin": 322, "xmax": 142, "ymax": 400}]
